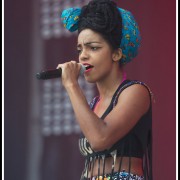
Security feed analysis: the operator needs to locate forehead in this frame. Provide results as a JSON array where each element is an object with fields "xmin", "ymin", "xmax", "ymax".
[{"xmin": 77, "ymin": 29, "xmax": 105, "ymax": 44}]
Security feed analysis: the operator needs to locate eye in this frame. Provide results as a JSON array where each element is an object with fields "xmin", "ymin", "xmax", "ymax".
[
  {"xmin": 77, "ymin": 49, "xmax": 82, "ymax": 54},
  {"xmin": 91, "ymin": 47, "xmax": 99, "ymax": 51}
]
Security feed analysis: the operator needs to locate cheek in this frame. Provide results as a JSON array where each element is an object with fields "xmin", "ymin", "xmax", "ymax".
[
  {"xmin": 98, "ymin": 52, "xmax": 113, "ymax": 68},
  {"xmin": 96, "ymin": 59, "xmax": 113, "ymax": 78},
  {"xmin": 101, "ymin": 49, "xmax": 113, "ymax": 61}
]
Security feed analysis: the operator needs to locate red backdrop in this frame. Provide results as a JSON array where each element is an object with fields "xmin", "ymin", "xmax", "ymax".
[{"xmin": 117, "ymin": 1, "xmax": 176, "ymax": 179}]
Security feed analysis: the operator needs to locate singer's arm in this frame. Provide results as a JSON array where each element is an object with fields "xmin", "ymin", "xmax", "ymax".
[
  {"xmin": 64, "ymin": 82, "xmax": 150, "ymax": 152},
  {"xmin": 65, "ymin": 83, "xmax": 109, "ymax": 151},
  {"xmin": 57, "ymin": 61, "xmax": 150, "ymax": 151}
]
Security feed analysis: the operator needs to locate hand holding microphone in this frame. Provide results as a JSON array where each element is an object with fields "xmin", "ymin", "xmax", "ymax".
[{"xmin": 36, "ymin": 63, "xmax": 86, "ymax": 80}]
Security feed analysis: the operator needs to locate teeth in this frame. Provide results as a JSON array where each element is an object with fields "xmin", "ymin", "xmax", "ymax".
[
  {"xmin": 84, "ymin": 64, "xmax": 93, "ymax": 69},
  {"xmin": 86, "ymin": 65, "xmax": 93, "ymax": 70}
]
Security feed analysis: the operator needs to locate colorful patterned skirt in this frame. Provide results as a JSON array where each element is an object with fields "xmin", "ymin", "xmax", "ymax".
[{"xmin": 83, "ymin": 171, "xmax": 144, "ymax": 180}]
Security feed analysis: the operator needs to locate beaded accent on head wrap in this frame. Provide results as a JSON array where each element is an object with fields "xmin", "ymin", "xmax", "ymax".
[{"xmin": 60, "ymin": 4, "xmax": 141, "ymax": 64}]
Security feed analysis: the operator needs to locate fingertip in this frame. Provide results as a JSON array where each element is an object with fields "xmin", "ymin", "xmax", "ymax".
[{"xmin": 56, "ymin": 64, "xmax": 61, "ymax": 69}]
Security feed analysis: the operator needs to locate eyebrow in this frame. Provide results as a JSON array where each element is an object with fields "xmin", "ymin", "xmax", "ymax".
[{"xmin": 77, "ymin": 42, "xmax": 102, "ymax": 48}]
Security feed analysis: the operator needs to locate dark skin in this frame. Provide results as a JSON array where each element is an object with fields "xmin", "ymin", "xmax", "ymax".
[{"xmin": 57, "ymin": 29, "xmax": 150, "ymax": 177}]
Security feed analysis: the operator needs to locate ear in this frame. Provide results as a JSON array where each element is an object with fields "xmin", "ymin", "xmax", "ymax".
[{"xmin": 112, "ymin": 48, "xmax": 122, "ymax": 62}]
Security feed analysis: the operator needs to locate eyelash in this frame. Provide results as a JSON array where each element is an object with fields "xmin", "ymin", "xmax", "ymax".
[
  {"xmin": 91, "ymin": 47, "xmax": 99, "ymax": 51},
  {"xmin": 77, "ymin": 47, "xmax": 100, "ymax": 54}
]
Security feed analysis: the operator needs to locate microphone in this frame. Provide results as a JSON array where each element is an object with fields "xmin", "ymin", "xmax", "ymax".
[{"xmin": 36, "ymin": 64, "xmax": 86, "ymax": 80}]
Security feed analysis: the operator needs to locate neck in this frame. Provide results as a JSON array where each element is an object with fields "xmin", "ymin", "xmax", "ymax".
[{"xmin": 96, "ymin": 68, "xmax": 126, "ymax": 100}]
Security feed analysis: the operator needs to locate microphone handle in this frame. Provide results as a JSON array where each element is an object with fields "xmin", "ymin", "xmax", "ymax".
[
  {"xmin": 36, "ymin": 65, "xmax": 86, "ymax": 80},
  {"xmin": 36, "ymin": 69, "xmax": 62, "ymax": 80}
]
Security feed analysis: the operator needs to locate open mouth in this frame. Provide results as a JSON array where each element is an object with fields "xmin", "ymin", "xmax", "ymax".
[{"xmin": 84, "ymin": 64, "xmax": 94, "ymax": 70}]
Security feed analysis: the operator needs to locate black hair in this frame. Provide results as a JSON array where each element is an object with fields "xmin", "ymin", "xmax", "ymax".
[{"xmin": 78, "ymin": 0, "xmax": 122, "ymax": 50}]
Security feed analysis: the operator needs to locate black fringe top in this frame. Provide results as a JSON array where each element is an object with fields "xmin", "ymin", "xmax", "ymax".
[{"xmin": 79, "ymin": 80, "xmax": 153, "ymax": 180}]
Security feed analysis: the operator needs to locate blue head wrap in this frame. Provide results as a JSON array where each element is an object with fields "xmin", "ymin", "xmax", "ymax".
[
  {"xmin": 61, "ymin": 7, "xmax": 81, "ymax": 32},
  {"xmin": 61, "ymin": 6, "xmax": 141, "ymax": 64}
]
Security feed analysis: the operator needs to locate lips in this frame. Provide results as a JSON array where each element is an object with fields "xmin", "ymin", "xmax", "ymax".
[{"xmin": 83, "ymin": 63, "xmax": 94, "ymax": 71}]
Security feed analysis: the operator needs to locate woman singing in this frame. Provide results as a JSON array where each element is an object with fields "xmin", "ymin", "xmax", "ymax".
[{"xmin": 57, "ymin": 0, "xmax": 153, "ymax": 179}]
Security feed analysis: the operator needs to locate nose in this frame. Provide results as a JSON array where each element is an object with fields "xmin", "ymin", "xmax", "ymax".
[{"xmin": 79, "ymin": 49, "xmax": 89, "ymax": 62}]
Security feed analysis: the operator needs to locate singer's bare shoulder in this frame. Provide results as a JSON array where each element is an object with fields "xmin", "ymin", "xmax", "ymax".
[{"xmin": 116, "ymin": 83, "xmax": 151, "ymax": 116}]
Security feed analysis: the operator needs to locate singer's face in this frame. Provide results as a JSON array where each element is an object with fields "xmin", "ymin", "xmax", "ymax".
[{"xmin": 77, "ymin": 29, "xmax": 116, "ymax": 83}]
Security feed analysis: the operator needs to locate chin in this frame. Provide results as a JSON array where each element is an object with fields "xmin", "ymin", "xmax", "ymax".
[{"xmin": 84, "ymin": 76, "xmax": 96, "ymax": 83}]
